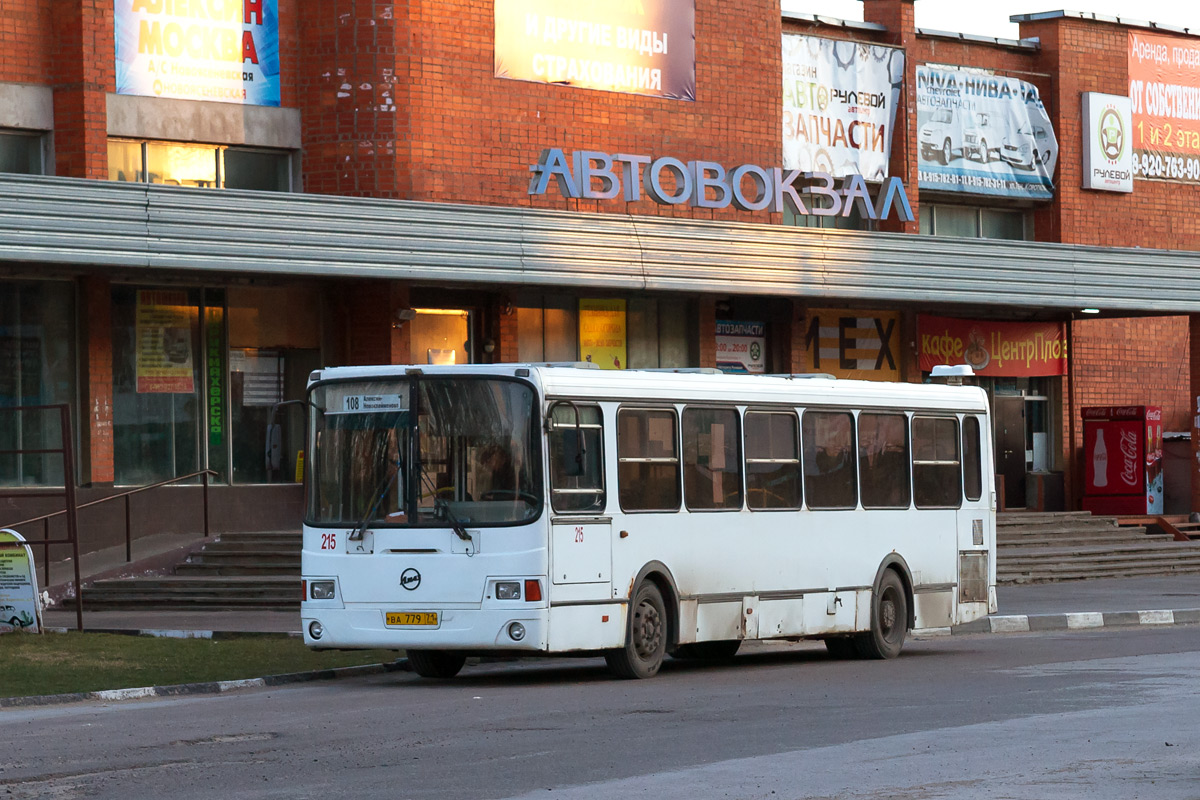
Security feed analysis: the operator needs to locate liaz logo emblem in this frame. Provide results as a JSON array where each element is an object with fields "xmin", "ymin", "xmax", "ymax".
[
  {"xmin": 1098, "ymin": 107, "xmax": 1125, "ymax": 162},
  {"xmin": 400, "ymin": 568, "xmax": 421, "ymax": 591}
]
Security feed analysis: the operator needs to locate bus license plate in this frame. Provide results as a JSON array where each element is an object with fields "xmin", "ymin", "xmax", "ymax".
[{"xmin": 386, "ymin": 612, "xmax": 438, "ymax": 626}]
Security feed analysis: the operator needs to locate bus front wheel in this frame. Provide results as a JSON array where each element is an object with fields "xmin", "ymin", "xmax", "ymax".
[
  {"xmin": 856, "ymin": 569, "xmax": 908, "ymax": 659},
  {"xmin": 606, "ymin": 582, "xmax": 668, "ymax": 679},
  {"xmin": 407, "ymin": 649, "xmax": 466, "ymax": 679}
]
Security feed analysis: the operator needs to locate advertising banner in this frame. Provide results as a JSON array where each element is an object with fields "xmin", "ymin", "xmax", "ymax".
[
  {"xmin": 136, "ymin": 290, "xmax": 196, "ymax": 393},
  {"xmin": 1082, "ymin": 92, "xmax": 1134, "ymax": 192},
  {"xmin": 0, "ymin": 530, "xmax": 41, "ymax": 634},
  {"xmin": 579, "ymin": 299, "xmax": 627, "ymax": 369},
  {"xmin": 918, "ymin": 315, "xmax": 1067, "ymax": 377},
  {"xmin": 716, "ymin": 320, "xmax": 765, "ymax": 374},
  {"xmin": 1128, "ymin": 31, "xmax": 1200, "ymax": 182},
  {"xmin": 115, "ymin": 0, "xmax": 281, "ymax": 106},
  {"xmin": 494, "ymin": 0, "xmax": 695, "ymax": 100},
  {"xmin": 916, "ymin": 65, "xmax": 1058, "ymax": 199},
  {"xmin": 801, "ymin": 309, "xmax": 900, "ymax": 381},
  {"xmin": 782, "ymin": 35, "xmax": 904, "ymax": 180}
]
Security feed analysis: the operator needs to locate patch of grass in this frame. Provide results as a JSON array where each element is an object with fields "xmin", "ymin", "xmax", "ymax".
[{"xmin": 0, "ymin": 632, "xmax": 399, "ymax": 698}]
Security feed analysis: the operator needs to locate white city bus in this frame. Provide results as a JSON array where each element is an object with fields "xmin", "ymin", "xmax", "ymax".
[{"xmin": 301, "ymin": 363, "xmax": 996, "ymax": 679}]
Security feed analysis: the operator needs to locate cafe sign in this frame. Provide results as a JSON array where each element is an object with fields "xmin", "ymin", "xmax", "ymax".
[
  {"xmin": 529, "ymin": 148, "xmax": 914, "ymax": 221},
  {"xmin": 918, "ymin": 315, "xmax": 1067, "ymax": 377}
]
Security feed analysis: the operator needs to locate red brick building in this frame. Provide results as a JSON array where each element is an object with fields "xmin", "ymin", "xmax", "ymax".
[{"xmin": 1, "ymin": 0, "xmax": 1198, "ymax": 547}]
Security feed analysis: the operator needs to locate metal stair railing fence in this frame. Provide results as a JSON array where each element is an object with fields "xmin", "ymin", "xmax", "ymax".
[{"xmin": 0, "ymin": 403, "xmax": 217, "ymax": 631}]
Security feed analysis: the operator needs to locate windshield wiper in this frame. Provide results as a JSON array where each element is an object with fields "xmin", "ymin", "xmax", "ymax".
[
  {"xmin": 418, "ymin": 469, "xmax": 472, "ymax": 542},
  {"xmin": 348, "ymin": 458, "xmax": 402, "ymax": 542}
]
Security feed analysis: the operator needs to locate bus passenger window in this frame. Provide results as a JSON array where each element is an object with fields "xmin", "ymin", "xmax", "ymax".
[
  {"xmin": 858, "ymin": 413, "xmax": 911, "ymax": 509},
  {"xmin": 802, "ymin": 411, "xmax": 857, "ymax": 509},
  {"xmin": 963, "ymin": 416, "xmax": 983, "ymax": 501},
  {"xmin": 682, "ymin": 407, "xmax": 742, "ymax": 511},
  {"xmin": 744, "ymin": 411, "xmax": 801, "ymax": 510},
  {"xmin": 912, "ymin": 417, "xmax": 962, "ymax": 508},
  {"xmin": 617, "ymin": 408, "xmax": 681, "ymax": 512},
  {"xmin": 549, "ymin": 404, "xmax": 605, "ymax": 513}
]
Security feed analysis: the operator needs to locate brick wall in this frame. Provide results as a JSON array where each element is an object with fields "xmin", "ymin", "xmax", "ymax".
[{"xmin": 0, "ymin": 1, "xmax": 53, "ymax": 82}]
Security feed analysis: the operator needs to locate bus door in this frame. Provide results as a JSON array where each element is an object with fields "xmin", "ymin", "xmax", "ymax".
[
  {"xmin": 957, "ymin": 414, "xmax": 991, "ymax": 611},
  {"xmin": 546, "ymin": 402, "xmax": 611, "ymax": 592}
]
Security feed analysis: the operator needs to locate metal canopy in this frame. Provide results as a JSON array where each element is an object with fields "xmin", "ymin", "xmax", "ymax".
[{"xmin": 0, "ymin": 173, "xmax": 1196, "ymax": 313}]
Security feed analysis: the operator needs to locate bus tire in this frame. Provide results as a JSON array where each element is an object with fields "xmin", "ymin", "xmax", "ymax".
[
  {"xmin": 407, "ymin": 650, "xmax": 466, "ymax": 679},
  {"xmin": 855, "ymin": 569, "xmax": 908, "ymax": 659},
  {"xmin": 605, "ymin": 582, "xmax": 668, "ymax": 679},
  {"xmin": 672, "ymin": 640, "xmax": 741, "ymax": 661}
]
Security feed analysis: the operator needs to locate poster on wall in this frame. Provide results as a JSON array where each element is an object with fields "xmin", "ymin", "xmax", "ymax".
[
  {"xmin": 579, "ymin": 299, "xmax": 627, "ymax": 369},
  {"xmin": 917, "ymin": 315, "xmax": 1067, "ymax": 377},
  {"xmin": 916, "ymin": 65, "xmax": 1058, "ymax": 199},
  {"xmin": 1129, "ymin": 31, "xmax": 1200, "ymax": 182},
  {"xmin": 0, "ymin": 530, "xmax": 42, "ymax": 635},
  {"xmin": 494, "ymin": 0, "xmax": 695, "ymax": 100},
  {"xmin": 801, "ymin": 309, "xmax": 900, "ymax": 381},
  {"xmin": 782, "ymin": 35, "xmax": 904, "ymax": 180},
  {"xmin": 114, "ymin": 0, "xmax": 281, "ymax": 106},
  {"xmin": 716, "ymin": 320, "xmax": 765, "ymax": 374},
  {"xmin": 136, "ymin": 290, "xmax": 196, "ymax": 393},
  {"xmin": 1082, "ymin": 92, "xmax": 1134, "ymax": 192}
]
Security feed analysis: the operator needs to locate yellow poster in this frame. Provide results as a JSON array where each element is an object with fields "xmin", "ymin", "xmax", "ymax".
[
  {"xmin": 802, "ymin": 309, "xmax": 901, "ymax": 381},
  {"xmin": 136, "ymin": 290, "xmax": 196, "ymax": 393},
  {"xmin": 579, "ymin": 299, "xmax": 627, "ymax": 369}
]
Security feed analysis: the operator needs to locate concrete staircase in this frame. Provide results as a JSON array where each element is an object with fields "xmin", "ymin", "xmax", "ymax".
[
  {"xmin": 77, "ymin": 531, "xmax": 300, "ymax": 610},
  {"xmin": 998, "ymin": 511, "xmax": 1200, "ymax": 583}
]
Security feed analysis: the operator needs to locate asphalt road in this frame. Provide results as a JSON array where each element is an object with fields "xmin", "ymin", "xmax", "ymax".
[{"xmin": 3, "ymin": 626, "xmax": 1200, "ymax": 799}]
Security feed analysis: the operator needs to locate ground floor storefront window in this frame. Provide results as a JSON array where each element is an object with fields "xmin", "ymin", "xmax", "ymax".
[
  {"xmin": 111, "ymin": 285, "xmax": 320, "ymax": 486},
  {"xmin": 517, "ymin": 294, "xmax": 691, "ymax": 368},
  {"xmin": 0, "ymin": 280, "xmax": 76, "ymax": 486}
]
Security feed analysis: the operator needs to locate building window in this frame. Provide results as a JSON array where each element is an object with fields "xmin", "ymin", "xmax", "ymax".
[
  {"xmin": 784, "ymin": 192, "xmax": 875, "ymax": 231},
  {"xmin": 921, "ymin": 204, "xmax": 1031, "ymax": 240},
  {"xmin": 107, "ymin": 139, "xmax": 292, "ymax": 191},
  {"xmin": 0, "ymin": 129, "xmax": 46, "ymax": 175},
  {"xmin": 0, "ymin": 281, "xmax": 76, "ymax": 487}
]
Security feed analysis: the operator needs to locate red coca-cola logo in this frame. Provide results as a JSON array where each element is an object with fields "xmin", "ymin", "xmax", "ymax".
[{"xmin": 1119, "ymin": 430, "xmax": 1138, "ymax": 487}]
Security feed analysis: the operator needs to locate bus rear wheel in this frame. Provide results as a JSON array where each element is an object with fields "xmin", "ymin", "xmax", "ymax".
[
  {"xmin": 855, "ymin": 570, "xmax": 908, "ymax": 659},
  {"xmin": 605, "ymin": 582, "xmax": 668, "ymax": 679},
  {"xmin": 407, "ymin": 649, "xmax": 466, "ymax": 679},
  {"xmin": 672, "ymin": 640, "xmax": 741, "ymax": 661}
]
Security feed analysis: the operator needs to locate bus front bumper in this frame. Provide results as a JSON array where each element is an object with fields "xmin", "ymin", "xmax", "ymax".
[{"xmin": 301, "ymin": 604, "xmax": 548, "ymax": 652}]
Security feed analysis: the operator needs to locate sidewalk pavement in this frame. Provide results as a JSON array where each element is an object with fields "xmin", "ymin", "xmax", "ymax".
[{"xmin": 36, "ymin": 574, "xmax": 1200, "ymax": 638}]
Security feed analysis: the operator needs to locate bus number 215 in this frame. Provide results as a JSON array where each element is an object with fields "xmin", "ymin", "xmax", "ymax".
[{"xmin": 321, "ymin": 533, "xmax": 337, "ymax": 550}]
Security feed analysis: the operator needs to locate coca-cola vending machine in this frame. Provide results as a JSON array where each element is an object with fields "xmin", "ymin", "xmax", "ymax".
[{"xmin": 1081, "ymin": 406, "xmax": 1163, "ymax": 515}]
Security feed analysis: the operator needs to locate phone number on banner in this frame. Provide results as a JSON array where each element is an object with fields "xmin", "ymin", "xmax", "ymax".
[{"xmin": 1133, "ymin": 151, "xmax": 1200, "ymax": 181}]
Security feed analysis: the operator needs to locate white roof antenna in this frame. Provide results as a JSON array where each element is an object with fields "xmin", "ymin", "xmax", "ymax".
[{"xmin": 930, "ymin": 364, "xmax": 975, "ymax": 385}]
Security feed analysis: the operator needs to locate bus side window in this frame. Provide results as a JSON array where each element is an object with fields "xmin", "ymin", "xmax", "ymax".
[
  {"xmin": 549, "ymin": 404, "xmax": 605, "ymax": 513},
  {"xmin": 682, "ymin": 407, "xmax": 742, "ymax": 511},
  {"xmin": 912, "ymin": 416, "xmax": 962, "ymax": 508},
  {"xmin": 858, "ymin": 412, "xmax": 911, "ymax": 509},
  {"xmin": 962, "ymin": 416, "xmax": 983, "ymax": 501},
  {"xmin": 744, "ymin": 410, "xmax": 801, "ymax": 510},
  {"xmin": 802, "ymin": 410, "xmax": 857, "ymax": 510},
  {"xmin": 617, "ymin": 408, "xmax": 681, "ymax": 512}
]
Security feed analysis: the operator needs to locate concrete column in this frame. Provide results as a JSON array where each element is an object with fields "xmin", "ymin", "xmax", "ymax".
[
  {"xmin": 698, "ymin": 298, "xmax": 717, "ymax": 368},
  {"xmin": 52, "ymin": 2, "xmax": 112, "ymax": 179}
]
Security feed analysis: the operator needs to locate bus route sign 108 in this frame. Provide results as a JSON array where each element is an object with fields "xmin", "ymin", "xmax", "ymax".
[{"xmin": 0, "ymin": 529, "xmax": 43, "ymax": 634}]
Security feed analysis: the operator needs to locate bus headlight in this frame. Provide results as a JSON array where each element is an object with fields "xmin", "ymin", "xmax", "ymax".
[
  {"xmin": 507, "ymin": 622, "xmax": 526, "ymax": 641},
  {"xmin": 309, "ymin": 621, "xmax": 324, "ymax": 640},
  {"xmin": 310, "ymin": 581, "xmax": 336, "ymax": 600},
  {"xmin": 495, "ymin": 582, "xmax": 521, "ymax": 600}
]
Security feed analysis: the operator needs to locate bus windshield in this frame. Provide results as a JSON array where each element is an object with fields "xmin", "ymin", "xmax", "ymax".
[{"xmin": 307, "ymin": 377, "xmax": 541, "ymax": 527}]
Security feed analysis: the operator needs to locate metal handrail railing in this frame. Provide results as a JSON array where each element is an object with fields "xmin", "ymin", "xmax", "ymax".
[{"xmin": 0, "ymin": 403, "xmax": 220, "ymax": 632}]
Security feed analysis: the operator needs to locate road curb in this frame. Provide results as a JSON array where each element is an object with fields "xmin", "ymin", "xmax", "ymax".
[
  {"xmin": 0, "ymin": 660, "xmax": 410, "ymax": 710},
  {"xmin": 44, "ymin": 627, "xmax": 301, "ymax": 640},
  {"xmin": 952, "ymin": 607, "xmax": 1200, "ymax": 634}
]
